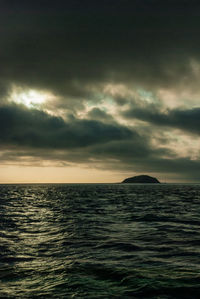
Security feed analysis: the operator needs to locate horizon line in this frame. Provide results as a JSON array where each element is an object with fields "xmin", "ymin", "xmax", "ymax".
[{"xmin": 0, "ymin": 182, "xmax": 200, "ymax": 185}]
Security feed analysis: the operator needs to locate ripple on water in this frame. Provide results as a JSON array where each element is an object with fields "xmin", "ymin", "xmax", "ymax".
[{"xmin": 0, "ymin": 183, "xmax": 200, "ymax": 297}]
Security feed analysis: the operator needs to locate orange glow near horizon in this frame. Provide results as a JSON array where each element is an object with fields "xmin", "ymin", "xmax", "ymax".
[
  {"xmin": 0, "ymin": 165, "xmax": 126, "ymax": 184},
  {"xmin": 0, "ymin": 165, "xmax": 191, "ymax": 184}
]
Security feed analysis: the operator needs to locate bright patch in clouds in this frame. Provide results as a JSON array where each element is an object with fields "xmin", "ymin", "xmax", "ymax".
[{"xmin": 9, "ymin": 86, "xmax": 53, "ymax": 108}]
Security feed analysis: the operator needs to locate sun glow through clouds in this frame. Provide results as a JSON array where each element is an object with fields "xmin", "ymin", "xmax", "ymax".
[{"xmin": 9, "ymin": 86, "xmax": 53, "ymax": 108}]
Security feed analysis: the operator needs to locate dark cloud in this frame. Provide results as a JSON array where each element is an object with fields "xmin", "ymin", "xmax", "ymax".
[
  {"xmin": 0, "ymin": 103, "xmax": 200, "ymax": 182},
  {"xmin": 87, "ymin": 108, "xmax": 114, "ymax": 122},
  {"xmin": 0, "ymin": 103, "xmax": 158, "ymax": 169},
  {"xmin": 123, "ymin": 106, "xmax": 200, "ymax": 135},
  {"xmin": 0, "ymin": 104, "xmax": 133, "ymax": 149},
  {"xmin": 0, "ymin": 102, "xmax": 166, "ymax": 162},
  {"xmin": 0, "ymin": 0, "xmax": 200, "ymax": 98}
]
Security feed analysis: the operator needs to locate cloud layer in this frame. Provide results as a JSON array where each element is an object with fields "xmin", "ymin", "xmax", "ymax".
[
  {"xmin": 1, "ymin": 0, "xmax": 200, "ymax": 97},
  {"xmin": 0, "ymin": 0, "xmax": 200, "ymax": 182},
  {"xmin": 123, "ymin": 106, "xmax": 200, "ymax": 135}
]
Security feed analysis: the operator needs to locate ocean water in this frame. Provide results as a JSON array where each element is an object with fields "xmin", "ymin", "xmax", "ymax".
[{"xmin": 1, "ymin": 184, "xmax": 200, "ymax": 298}]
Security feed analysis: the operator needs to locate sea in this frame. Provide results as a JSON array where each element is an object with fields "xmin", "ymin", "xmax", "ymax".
[{"xmin": 1, "ymin": 183, "xmax": 200, "ymax": 298}]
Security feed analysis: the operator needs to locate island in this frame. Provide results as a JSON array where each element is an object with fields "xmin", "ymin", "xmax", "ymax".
[{"xmin": 122, "ymin": 175, "xmax": 160, "ymax": 184}]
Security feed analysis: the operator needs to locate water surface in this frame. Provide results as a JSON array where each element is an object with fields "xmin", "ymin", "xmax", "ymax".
[{"xmin": 1, "ymin": 183, "xmax": 200, "ymax": 298}]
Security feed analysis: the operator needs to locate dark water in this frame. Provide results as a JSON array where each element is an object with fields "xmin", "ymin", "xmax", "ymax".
[{"xmin": 1, "ymin": 184, "xmax": 200, "ymax": 298}]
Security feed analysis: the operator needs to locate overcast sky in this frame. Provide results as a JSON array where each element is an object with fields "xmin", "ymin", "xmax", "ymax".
[{"xmin": 0, "ymin": 0, "xmax": 200, "ymax": 183}]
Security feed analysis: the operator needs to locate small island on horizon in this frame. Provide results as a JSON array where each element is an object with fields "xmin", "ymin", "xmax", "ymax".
[{"xmin": 122, "ymin": 175, "xmax": 160, "ymax": 184}]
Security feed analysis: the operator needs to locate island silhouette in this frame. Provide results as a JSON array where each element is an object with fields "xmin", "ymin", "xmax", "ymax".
[{"xmin": 122, "ymin": 175, "xmax": 160, "ymax": 184}]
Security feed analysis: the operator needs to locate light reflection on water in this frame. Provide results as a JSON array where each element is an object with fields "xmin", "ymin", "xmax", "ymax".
[
  {"xmin": 0, "ymin": 186, "xmax": 75, "ymax": 297},
  {"xmin": 1, "ymin": 184, "xmax": 200, "ymax": 298}
]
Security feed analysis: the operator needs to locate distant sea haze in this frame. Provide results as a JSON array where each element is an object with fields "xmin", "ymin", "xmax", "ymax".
[{"xmin": 1, "ymin": 183, "xmax": 200, "ymax": 298}]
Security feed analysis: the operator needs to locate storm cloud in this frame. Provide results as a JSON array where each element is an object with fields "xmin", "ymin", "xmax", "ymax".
[
  {"xmin": 123, "ymin": 106, "xmax": 200, "ymax": 135},
  {"xmin": 1, "ymin": 0, "xmax": 200, "ymax": 97},
  {"xmin": 0, "ymin": 104, "xmax": 133, "ymax": 148}
]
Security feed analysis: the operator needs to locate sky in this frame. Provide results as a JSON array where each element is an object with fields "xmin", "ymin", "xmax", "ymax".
[{"xmin": 0, "ymin": 0, "xmax": 200, "ymax": 183}]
